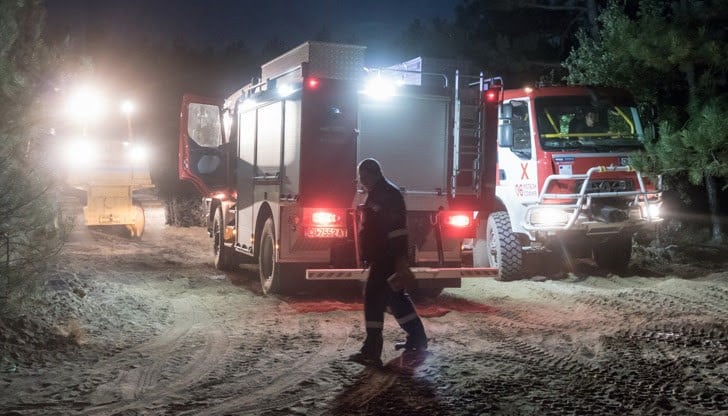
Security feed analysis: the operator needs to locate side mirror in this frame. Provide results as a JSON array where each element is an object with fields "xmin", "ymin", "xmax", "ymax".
[
  {"xmin": 499, "ymin": 124, "xmax": 513, "ymax": 147},
  {"xmin": 498, "ymin": 102, "xmax": 513, "ymax": 147},
  {"xmin": 499, "ymin": 102, "xmax": 513, "ymax": 119}
]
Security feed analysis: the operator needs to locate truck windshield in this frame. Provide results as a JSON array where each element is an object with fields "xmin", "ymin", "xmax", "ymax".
[{"xmin": 534, "ymin": 96, "xmax": 644, "ymax": 152}]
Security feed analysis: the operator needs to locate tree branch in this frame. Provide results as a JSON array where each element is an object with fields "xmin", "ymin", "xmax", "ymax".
[
  {"xmin": 0, "ymin": 183, "xmax": 52, "ymax": 219},
  {"xmin": 523, "ymin": 60, "xmax": 564, "ymax": 69},
  {"xmin": 522, "ymin": 2, "xmax": 587, "ymax": 13}
]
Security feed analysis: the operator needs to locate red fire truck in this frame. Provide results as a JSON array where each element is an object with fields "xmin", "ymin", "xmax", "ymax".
[
  {"xmin": 178, "ymin": 42, "xmax": 501, "ymax": 295},
  {"xmin": 472, "ymin": 85, "xmax": 662, "ymax": 280}
]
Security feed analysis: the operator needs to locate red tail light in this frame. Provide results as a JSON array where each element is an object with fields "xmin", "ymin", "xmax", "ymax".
[
  {"xmin": 303, "ymin": 208, "xmax": 347, "ymax": 238},
  {"xmin": 446, "ymin": 214, "xmax": 471, "ymax": 228},
  {"xmin": 441, "ymin": 211, "xmax": 476, "ymax": 238},
  {"xmin": 312, "ymin": 211, "xmax": 339, "ymax": 226}
]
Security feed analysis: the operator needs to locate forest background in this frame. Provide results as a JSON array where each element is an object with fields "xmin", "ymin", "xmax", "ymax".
[{"xmin": 1, "ymin": 0, "xmax": 727, "ymax": 308}]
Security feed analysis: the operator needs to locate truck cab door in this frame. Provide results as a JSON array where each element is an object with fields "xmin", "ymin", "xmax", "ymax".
[{"xmin": 179, "ymin": 94, "xmax": 229, "ymax": 196}]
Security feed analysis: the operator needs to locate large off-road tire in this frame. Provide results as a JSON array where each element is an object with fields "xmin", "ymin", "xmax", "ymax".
[
  {"xmin": 213, "ymin": 207, "xmax": 236, "ymax": 271},
  {"xmin": 484, "ymin": 211, "xmax": 523, "ymax": 281},
  {"xmin": 592, "ymin": 235, "xmax": 632, "ymax": 276},
  {"xmin": 258, "ymin": 218, "xmax": 281, "ymax": 295}
]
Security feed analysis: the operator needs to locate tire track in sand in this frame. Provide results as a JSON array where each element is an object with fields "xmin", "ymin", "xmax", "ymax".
[
  {"xmin": 81, "ymin": 295, "xmax": 232, "ymax": 415},
  {"xmin": 176, "ymin": 317, "xmax": 355, "ymax": 415}
]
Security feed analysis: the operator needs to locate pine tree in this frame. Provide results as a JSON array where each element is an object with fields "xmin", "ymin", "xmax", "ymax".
[
  {"xmin": 565, "ymin": 0, "xmax": 728, "ymax": 243},
  {"xmin": 0, "ymin": 0, "xmax": 64, "ymax": 308}
]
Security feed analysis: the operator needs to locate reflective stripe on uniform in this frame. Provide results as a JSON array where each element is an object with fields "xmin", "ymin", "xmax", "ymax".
[
  {"xmin": 395, "ymin": 312, "xmax": 419, "ymax": 325},
  {"xmin": 366, "ymin": 321, "xmax": 384, "ymax": 329},
  {"xmin": 387, "ymin": 228, "xmax": 408, "ymax": 239}
]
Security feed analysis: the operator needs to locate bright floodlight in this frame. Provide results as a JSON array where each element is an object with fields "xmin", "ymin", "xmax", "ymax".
[
  {"xmin": 123, "ymin": 141, "xmax": 149, "ymax": 163},
  {"xmin": 128, "ymin": 144, "xmax": 148, "ymax": 163},
  {"xmin": 362, "ymin": 76, "xmax": 397, "ymax": 99},
  {"xmin": 278, "ymin": 83, "xmax": 295, "ymax": 98},
  {"xmin": 64, "ymin": 138, "xmax": 98, "ymax": 167},
  {"xmin": 121, "ymin": 99, "xmax": 135, "ymax": 115},
  {"xmin": 67, "ymin": 85, "xmax": 107, "ymax": 123}
]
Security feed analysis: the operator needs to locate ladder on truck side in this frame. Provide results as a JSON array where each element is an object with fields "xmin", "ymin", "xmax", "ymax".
[{"xmin": 451, "ymin": 73, "xmax": 502, "ymax": 200}]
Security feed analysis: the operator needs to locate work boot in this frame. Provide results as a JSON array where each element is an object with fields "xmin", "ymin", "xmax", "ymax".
[
  {"xmin": 348, "ymin": 334, "xmax": 383, "ymax": 367},
  {"xmin": 397, "ymin": 317, "xmax": 427, "ymax": 352},
  {"xmin": 394, "ymin": 335, "xmax": 428, "ymax": 352}
]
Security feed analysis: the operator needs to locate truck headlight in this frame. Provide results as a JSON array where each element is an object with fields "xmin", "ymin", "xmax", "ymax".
[
  {"xmin": 529, "ymin": 208, "xmax": 569, "ymax": 226},
  {"xmin": 641, "ymin": 203, "xmax": 661, "ymax": 219}
]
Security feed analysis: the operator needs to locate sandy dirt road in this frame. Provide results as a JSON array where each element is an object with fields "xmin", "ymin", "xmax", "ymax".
[{"xmin": 0, "ymin": 204, "xmax": 727, "ymax": 415}]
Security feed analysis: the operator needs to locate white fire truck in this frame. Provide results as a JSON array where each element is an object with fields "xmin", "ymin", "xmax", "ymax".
[
  {"xmin": 472, "ymin": 85, "xmax": 662, "ymax": 280},
  {"xmin": 178, "ymin": 42, "xmax": 501, "ymax": 295}
]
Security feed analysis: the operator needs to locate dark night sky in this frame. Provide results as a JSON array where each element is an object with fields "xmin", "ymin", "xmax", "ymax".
[{"xmin": 44, "ymin": 0, "xmax": 460, "ymax": 66}]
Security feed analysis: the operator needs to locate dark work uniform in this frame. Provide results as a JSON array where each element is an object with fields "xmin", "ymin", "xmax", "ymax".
[{"xmin": 358, "ymin": 177, "xmax": 427, "ymax": 357}]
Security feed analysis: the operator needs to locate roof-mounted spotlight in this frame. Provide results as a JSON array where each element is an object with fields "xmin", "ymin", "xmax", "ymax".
[{"xmin": 362, "ymin": 76, "xmax": 397, "ymax": 100}]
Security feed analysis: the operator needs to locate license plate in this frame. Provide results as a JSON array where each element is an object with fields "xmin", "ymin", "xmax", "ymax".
[{"xmin": 304, "ymin": 227, "xmax": 347, "ymax": 238}]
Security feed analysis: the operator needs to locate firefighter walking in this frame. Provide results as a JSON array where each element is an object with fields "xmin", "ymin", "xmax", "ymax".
[{"xmin": 348, "ymin": 158, "xmax": 428, "ymax": 367}]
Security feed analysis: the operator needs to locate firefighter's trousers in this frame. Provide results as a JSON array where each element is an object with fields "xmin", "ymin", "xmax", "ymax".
[{"xmin": 363, "ymin": 259, "xmax": 426, "ymax": 345}]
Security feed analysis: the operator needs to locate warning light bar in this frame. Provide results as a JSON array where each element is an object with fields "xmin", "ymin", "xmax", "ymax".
[{"xmin": 486, "ymin": 88, "xmax": 500, "ymax": 102}]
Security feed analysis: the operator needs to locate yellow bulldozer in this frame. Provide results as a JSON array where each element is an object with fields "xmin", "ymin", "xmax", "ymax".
[{"xmin": 60, "ymin": 85, "xmax": 154, "ymax": 238}]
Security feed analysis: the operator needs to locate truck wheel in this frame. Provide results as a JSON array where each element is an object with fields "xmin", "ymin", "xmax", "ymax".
[
  {"xmin": 592, "ymin": 235, "xmax": 632, "ymax": 276},
  {"xmin": 486, "ymin": 211, "xmax": 523, "ymax": 281},
  {"xmin": 213, "ymin": 207, "xmax": 236, "ymax": 271},
  {"xmin": 259, "ymin": 218, "xmax": 281, "ymax": 295}
]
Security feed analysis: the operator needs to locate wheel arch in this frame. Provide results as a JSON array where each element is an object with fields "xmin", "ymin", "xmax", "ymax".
[
  {"xmin": 207, "ymin": 198, "xmax": 221, "ymax": 234},
  {"xmin": 254, "ymin": 201, "xmax": 274, "ymax": 259},
  {"xmin": 208, "ymin": 198, "xmax": 236, "ymax": 233},
  {"xmin": 493, "ymin": 197, "xmax": 507, "ymax": 214},
  {"xmin": 492, "ymin": 196, "xmax": 531, "ymax": 245},
  {"xmin": 477, "ymin": 197, "xmax": 507, "ymax": 226}
]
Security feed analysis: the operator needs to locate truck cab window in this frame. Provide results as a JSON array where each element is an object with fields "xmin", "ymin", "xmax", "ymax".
[
  {"xmin": 510, "ymin": 100, "xmax": 531, "ymax": 154},
  {"xmin": 188, "ymin": 103, "xmax": 223, "ymax": 148},
  {"xmin": 535, "ymin": 96, "xmax": 644, "ymax": 151}
]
